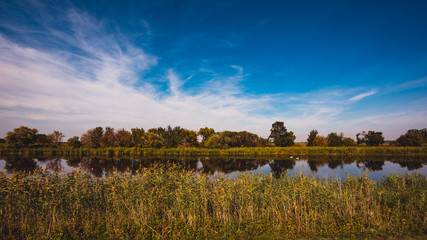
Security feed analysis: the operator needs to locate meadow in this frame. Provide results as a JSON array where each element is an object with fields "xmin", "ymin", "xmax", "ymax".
[{"xmin": 0, "ymin": 165, "xmax": 426, "ymax": 239}]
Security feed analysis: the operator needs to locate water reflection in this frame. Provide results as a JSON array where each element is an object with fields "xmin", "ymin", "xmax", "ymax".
[{"xmin": 1, "ymin": 155, "xmax": 426, "ymax": 180}]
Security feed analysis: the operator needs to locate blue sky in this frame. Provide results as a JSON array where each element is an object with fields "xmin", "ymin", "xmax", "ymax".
[{"xmin": 0, "ymin": 0, "xmax": 426, "ymax": 141}]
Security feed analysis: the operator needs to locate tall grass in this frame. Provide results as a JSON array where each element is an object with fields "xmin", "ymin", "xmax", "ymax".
[
  {"xmin": 2, "ymin": 146, "xmax": 427, "ymax": 158},
  {"xmin": 0, "ymin": 166, "xmax": 425, "ymax": 239}
]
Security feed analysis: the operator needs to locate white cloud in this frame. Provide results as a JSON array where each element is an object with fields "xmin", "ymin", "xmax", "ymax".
[{"xmin": 348, "ymin": 90, "xmax": 378, "ymax": 101}]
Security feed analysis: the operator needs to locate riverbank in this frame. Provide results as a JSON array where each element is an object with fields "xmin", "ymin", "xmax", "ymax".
[
  {"xmin": 1, "ymin": 146, "xmax": 427, "ymax": 157},
  {"xmin": 0, "ymin": 167, "xmax": 425, "ymax": 239}
]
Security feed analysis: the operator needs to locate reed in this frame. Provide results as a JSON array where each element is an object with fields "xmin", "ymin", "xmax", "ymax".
[
  {"xmin": 2, "ymin": 146, "xmax": 427, "ymax": 158},
  {"xmin": 0, "ymin": 166, "xmax": 425, "ymax": 239}
]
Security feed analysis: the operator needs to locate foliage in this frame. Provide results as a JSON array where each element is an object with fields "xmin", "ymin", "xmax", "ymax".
[
  {"xmin": 66, "ymin": 136, "xmax": 82, "ymax": 148},
  {"xmin": 357, "ymin": 131, "xmax": 385, "ymax": 146},
  {"xmin": 198, "ymin": 127, "xmax": 216, "ymax": 146},
  {"xmin": 5, "ymin": 126, "xmax": 39, "ymax": 148},
  {"xmin": 327, "ymin": 132, "xmax": 344, "ymax": 146},
  {"xmin": 131, "ymin": 127, "xmax": 145, "ymax": 147},
  {"xmin": 343, "ymin": 137, "xmax": 357, "ymax": 146},
  {"xmin": 268, "ymin": 121, "xmax": 295, "ymax": 147},
  {"xmin": 407, "ymin": 128, "xmax": 427, "ymax": 142},
  {"xmin": 306, "ymin": 129, "xmax": 318, "ymax": 146},
  {"xmin": 313, "ymin": 135, "xmax": 328, "ymax": 146},
  {"xmin": 0, "ymin": 169, "xmax": 425, "ymax": 239},
  {"xmin": 47, "ymin": 130, "xmax": 65, "ymax": 147},
  {"xmin": 397, "ymin": 131, "xmax": 424, "ymax": 146},
  {"xmin": 81, "ymin": 127, "xmax": 104, "ymax": 148}
]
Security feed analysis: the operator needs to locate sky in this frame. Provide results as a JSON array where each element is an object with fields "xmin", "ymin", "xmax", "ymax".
[{"xmin": 0, "ymin": 0, "xmax": 426, "ymax": 141}]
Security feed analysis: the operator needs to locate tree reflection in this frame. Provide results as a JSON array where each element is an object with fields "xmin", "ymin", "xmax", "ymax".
[
  {"xmin": 395, "ymin": 161, "xmax": 424, "ymax": 170},
  {"xmin": 269, "ymin": 160, "xmax": 296, "ymax": 178},
  {"xmin": 357, "ymin": 160, "xmax": 385, "ymax": 171},
  {"xmin": 1, "ymin": 155, "xmax": 426, "ymax": 178},
  {"xmin": 3, "ymin": 156, "xmax": 38, "ymax": 173},
  {"xmin": 44, "ymin": 158, "xmax": 63, "ymax": 172}
]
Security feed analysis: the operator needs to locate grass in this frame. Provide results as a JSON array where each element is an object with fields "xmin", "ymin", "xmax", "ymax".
[
  {"xmin": 1, "ymin": 146, "xmax": 427, "ymax": 157},
  {"xmin": 0, "ymin": 166, "xmax": 426, "ymax": 239}
]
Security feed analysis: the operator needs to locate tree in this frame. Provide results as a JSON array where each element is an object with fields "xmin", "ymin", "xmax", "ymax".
[
  {"xmin": 115, "ymin": 129, "xmax": 132, "ymax": 147},
  {"xmin": 268, "ymin": 121, "xmax": 295, "ymax": 147},
  {"xmin": 5, "ymin": 126, "xmax": 38, "ymax": 148},
  {"xmin": 48, "ymin": 130, "xmax": 65, "ymax": 147},
  {"xmin": 327, "ymin": 132, "xmax": 344, "ymax": 146},
  {"xmin": 205, "ymin": 134, "xmax": 220, "ymax": 148},
  {"xmin": 343, "ymin": 137, "xmax": 356, "ymax": 146},
  {"xmin": 396, "ymin": 132, "xmax": 423, "ymax": 146},
  {"xmin": 145, "ymin": 129, "xmax": 163, "ymax": 148},
  {"xmin": 81, "ymin": 127, "xmax": 104, "ymax": 148},
  {"xmin": 306, "ymin": 129, "xmax": 318, "ymax": 146},
  {"xmin": 356, "ymin": 131, "xmax": 384, "ymax": 146},
  {"xmin": 100, "ymin": 127, "xmax": 116, "ymax": 147},
  {"xmin": 32, "ymin": 134, "xmax": 50, "ymax": 148},
  {"xmin": 67, "ymin": 136, "xmax": 82, "ymax": 148},
  {"xmin": 180, "ymin": 129, "xmax": 198, "ymax": 147},
  {"xmin": 407, "ymin": 129, "xmax": 427, "ymax": 142},
  {"xmin": 131, "ymin": 128, "xmax": 145, "ymax": 147},
  {"xmin": 198, "ymin": 127, "xmax": 215, "ymax": 146},
  {"xmin": 313, "ymin": 136, "xmax": 328, "ymax": 146}
]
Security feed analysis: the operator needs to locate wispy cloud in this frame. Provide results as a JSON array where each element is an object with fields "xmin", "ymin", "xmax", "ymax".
[{"xmin": 348, "ymin": 89, "xmax": 378, "ymax": 101}]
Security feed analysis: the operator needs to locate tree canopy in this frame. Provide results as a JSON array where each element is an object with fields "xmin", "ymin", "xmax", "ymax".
[{"xmin": 268, "ymin": 121, "xmax": 295, "ymax": 147}]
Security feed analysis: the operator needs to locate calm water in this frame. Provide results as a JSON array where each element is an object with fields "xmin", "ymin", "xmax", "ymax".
[{"xmin": 0, "ymin": 156, "xmax": 426, "ymax": 180}]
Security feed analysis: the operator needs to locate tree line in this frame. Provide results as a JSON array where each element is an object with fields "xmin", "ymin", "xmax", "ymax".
[{"xmin": 1, "ymin": 122, "xmax": 426, "ymax": 149}]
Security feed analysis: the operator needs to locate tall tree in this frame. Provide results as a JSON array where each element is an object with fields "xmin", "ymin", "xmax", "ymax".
[
  {"xmin": 268, "ymin": 121, "xmax": 295, "ymax": 147},
  {"xmin": 306, "ymin": 129, "xmax": 318, "ymax": 146}
]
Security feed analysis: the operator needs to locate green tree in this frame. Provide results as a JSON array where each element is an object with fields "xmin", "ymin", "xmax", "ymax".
[
  {"xmin": 32, "ymin": 134, "xmax": 51, "ymax": 148},
  {"xmin": 205, "ymin": 134, "xmax": 220, "ymax": 148},
  {"xmin": 343, "ymin": 137, "xmax": 357, "ymax": 146},
  {"xmin": 306, "ymin": 129, "xmax": 318, "ymax": 146},
  {"xmin": 131, "ymin": 128, "xmax": 145, "ymax": 147},
  {"xmin": 198, "ymin": 127, "xmax": 216, "ymax": 146},
  {"xmin": 67, "ymin": 136, "xmax": 82, "ymax": 148},
  {"xmin": 407, "ymin": 129, "xmax": 427, "ymax": 142},
  {"xmin": 180, "ymin": 129, "xmax": 198, "ymax": 147},
  {"xmin": 327, "ymin": 132, "xmax": 344, "ymax": 146},
  {"xmin": 396, "ymin": 131, "xmax": 423, "ymax": 146},
  {"xmin": 268, "ymin": 121, "xmax": 295, "ymax": 147},
  {"xmin": 145, "ymin": 129, "xmax": 163, "ymax": 148},
  {"xmin": 356, "ymin": 131, "xmax": 384, "ymax": 146},
  {"xmin": 5, "ymin": 126, "xmax": 39, "ymax": 148}
]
